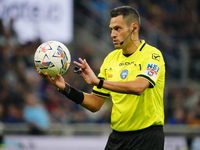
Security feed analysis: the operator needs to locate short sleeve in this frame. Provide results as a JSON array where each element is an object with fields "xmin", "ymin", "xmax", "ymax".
[{"xmin": 137, "ymin": 51, "xmax": 165, "ymax": 88}]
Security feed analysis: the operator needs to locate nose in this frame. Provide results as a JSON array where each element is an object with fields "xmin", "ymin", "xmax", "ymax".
[{"xmin": 111, "ymin": 30, "xmax": 116, "ymax": 38}]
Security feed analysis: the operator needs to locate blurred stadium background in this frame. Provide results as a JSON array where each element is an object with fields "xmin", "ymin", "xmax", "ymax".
[{"xmin": 0, "ymin": 0, "xmax": 200, "ymax": 149}]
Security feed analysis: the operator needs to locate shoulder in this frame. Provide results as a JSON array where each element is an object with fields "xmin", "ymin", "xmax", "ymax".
[
  {"xmin": 144, "ymin": 43, "xmax": 161, "ymax": 53},
  {"xmin": 142, "ymin": 43, "xmax": 164, "ymax": 61},
  {"xmin": 144, "ymin": 43, "xmax": 162, "ymax": 54},
  {"xmin": 138, "ymin": 40, "xmax": 162, "ymax": 55},
  {"xmin": 107, "ymin": 49, "xmax": 121, "ymax": 57}
]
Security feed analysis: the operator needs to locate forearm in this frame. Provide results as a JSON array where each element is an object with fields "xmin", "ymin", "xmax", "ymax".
[
  {"xmin": 99, "ymin": 77, "xmax": 150, "ymax": 95},
  {"xmin": 59, "ymin": 83, "xmax": 106, "ymax": 112},
  {"xmin": 80, "ymin": 93, "xmax": 106, "ymax": 112}
]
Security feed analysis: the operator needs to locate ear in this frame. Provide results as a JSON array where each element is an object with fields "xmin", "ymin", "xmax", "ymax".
[{"xmin": 131, "ymin": 22, "xmax": 139, "ymax": 32}]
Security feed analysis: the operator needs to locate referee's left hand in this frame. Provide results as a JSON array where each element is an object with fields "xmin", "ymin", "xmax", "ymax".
[{"xmin": 74, "ymin": 58, "xmax": 99, "ymax": 86}]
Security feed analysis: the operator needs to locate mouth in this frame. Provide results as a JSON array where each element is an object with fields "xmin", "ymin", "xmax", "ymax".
[{"xmin": 113, "ymin": 40, "xmax": 119, "ymax": 45}]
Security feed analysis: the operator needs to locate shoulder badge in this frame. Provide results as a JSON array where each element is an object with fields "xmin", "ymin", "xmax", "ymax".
[{"xmin": 152, "ymin": 53, "xmax": 160, "ymax": 61}]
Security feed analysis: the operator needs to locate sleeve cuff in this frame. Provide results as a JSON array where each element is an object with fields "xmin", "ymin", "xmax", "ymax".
[
  {"xmin": 92, "ymin": 90, "xmax": 110, "ymax": 98},
  {"xmin": 136, "ymin": 74, "xmax": 155, "ymax": 88}
]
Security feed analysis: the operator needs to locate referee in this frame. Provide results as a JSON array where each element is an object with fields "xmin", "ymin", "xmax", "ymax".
[{"xmin": 38, "ymin": 6, "xmax": 165, "ymax": 150}]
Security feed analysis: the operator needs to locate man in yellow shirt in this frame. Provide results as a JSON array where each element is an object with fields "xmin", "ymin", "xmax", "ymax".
[{"xmin": 39, "ymin": 6, "xmax": 165, "ymax": 150}]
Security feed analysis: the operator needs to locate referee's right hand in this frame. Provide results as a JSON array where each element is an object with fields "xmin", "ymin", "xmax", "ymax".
[
  {"xmin": 37, "ymin": 70, "xmax": 66, "ymax": 91},
  {"xmin": 73, "ymin": 58, "xmax": 99, "ymax": 86}
]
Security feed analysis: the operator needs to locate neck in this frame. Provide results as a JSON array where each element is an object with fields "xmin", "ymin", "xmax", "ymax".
[{"xmin": 122, "ymin": 40, "xmax": 141, "ymax": 54}]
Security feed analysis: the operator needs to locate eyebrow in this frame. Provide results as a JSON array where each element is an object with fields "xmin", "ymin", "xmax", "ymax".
[{"xmin": 109, "ymin": 25, "xmax": 121, "ymax": 30}]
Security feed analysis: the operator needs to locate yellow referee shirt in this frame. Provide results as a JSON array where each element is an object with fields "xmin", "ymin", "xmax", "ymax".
[{"xmin": 92, "ymin": 40, "xmax": 165, "ymax": 131}]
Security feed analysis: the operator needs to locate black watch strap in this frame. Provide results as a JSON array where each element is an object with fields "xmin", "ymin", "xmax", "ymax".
[{"xmin": 97, "ymin": 77, "xmax": 104, "ymax": 89}]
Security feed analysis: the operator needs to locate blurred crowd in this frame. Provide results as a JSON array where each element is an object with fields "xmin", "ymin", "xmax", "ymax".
[{"xmin": 0, "ymin": 0, "xmax": 200, "ymax": 135}]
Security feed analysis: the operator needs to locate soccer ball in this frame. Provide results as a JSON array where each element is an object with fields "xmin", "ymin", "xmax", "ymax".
[{"xmin": 34, "ymin": 41, "xmax": 71, "ymax": 77}]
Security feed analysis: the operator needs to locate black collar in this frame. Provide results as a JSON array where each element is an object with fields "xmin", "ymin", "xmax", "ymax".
[{"xmin": 123, "ymin": 53, "xmax": 133, "ymax": 57}]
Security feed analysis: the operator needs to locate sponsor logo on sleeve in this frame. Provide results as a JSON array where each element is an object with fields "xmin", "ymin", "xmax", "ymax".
[
  {"xmin": 152, "ymin": 53, "xmax": 160, "ymax": 61},
  {"xmin": 144, "ymin": 63, "xmax": 159, "ymax": 80}
]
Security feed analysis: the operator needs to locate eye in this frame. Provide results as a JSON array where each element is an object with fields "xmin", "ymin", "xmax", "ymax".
[
  {"xmin": 115, "ymin": 27, "xmax": 119, "ymax": 31},
  {"xmin": 115, "ymin": 26, "xmax": 122, "ymax": 32}
]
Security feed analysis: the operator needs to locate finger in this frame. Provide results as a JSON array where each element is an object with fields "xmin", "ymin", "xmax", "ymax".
[
  {"xmin": 82, "ymin": 59, "xmax": 91, "ymax": 70},
  {"xmin": 45, "ymin": 72, "xmax": 51, "ymax": 79},
  {"xmin": 79, "ymin": 71, "xmax": 87, "ymax": 78},
  {"xmin": 56, "ymin": 73, "xmax": 60, "ymax": 77},
  {"xmin": 73, "ymin": 61, "xmax": 85, "ymax": 72},
  {"xmin": 55, "ymin": 73, "xmax": 61, "ymax": 80},
  {"xmin": 79, "ymin": 58, "xmax": 87, "ymax": 68},
  {"xmin": 37, "ymin": 70, "xmax": 47, "ymax": 79},
  {"xmin": 45, "ymin": 72, "xmax": 54, "ymax": 83},
  {"xmin": 78, "ymin": 58, "xmax": 84, "ymax": 63},
  {"xmin": 74, "ymin": 58, "xmax": 87, "ymax": 71},
  {"xmin": 73, "ymin": 61, "xmax": 82, "ymax": 67}
]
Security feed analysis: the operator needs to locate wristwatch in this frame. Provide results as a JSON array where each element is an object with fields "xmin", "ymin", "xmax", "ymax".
[{"xmin": 97, "ymin": 77, "xmax": 104, "ymax": 89}]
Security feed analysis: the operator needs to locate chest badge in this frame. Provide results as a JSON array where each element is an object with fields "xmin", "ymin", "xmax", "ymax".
[{"xmin": 120, "ymin": 69, "xmax": 128, "ymax": 79}]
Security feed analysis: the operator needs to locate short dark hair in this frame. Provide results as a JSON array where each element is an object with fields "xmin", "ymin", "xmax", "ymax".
[{"xmin": 110, "ymin": 6, "xmax": 140, "ymax": 27}]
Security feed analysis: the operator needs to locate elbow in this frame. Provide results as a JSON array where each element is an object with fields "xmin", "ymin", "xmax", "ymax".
[
  {"xmin": 130, "ymin": 87, "xmax": 145, "ymax": 96},
  {"xmin": 134, "ymin": 91, "xmax": 143, "ymax": 96},
  {"xmin": 136, "ymin": 87, "xmax": 146, "ymax": 95},
  {"xmin": 90, "ymin": 108, "xmax": 100, "ymax": 113},
  {"xmin": 128, "ymin": 78, "xmax": 150, "ymax": 95},
  {"xmin": 89, "ymin": 106, "xmax": 101, "ymax": 113}
]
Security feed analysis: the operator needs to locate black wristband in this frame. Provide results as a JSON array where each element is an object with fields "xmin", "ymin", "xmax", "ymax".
[
  {"xmin": 97, "ymin": 77, "xmax": 104, "ymax": 89},
  {"xmin": 59, "ymin": 83, "xmax": 84, "ymax": 104}
]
